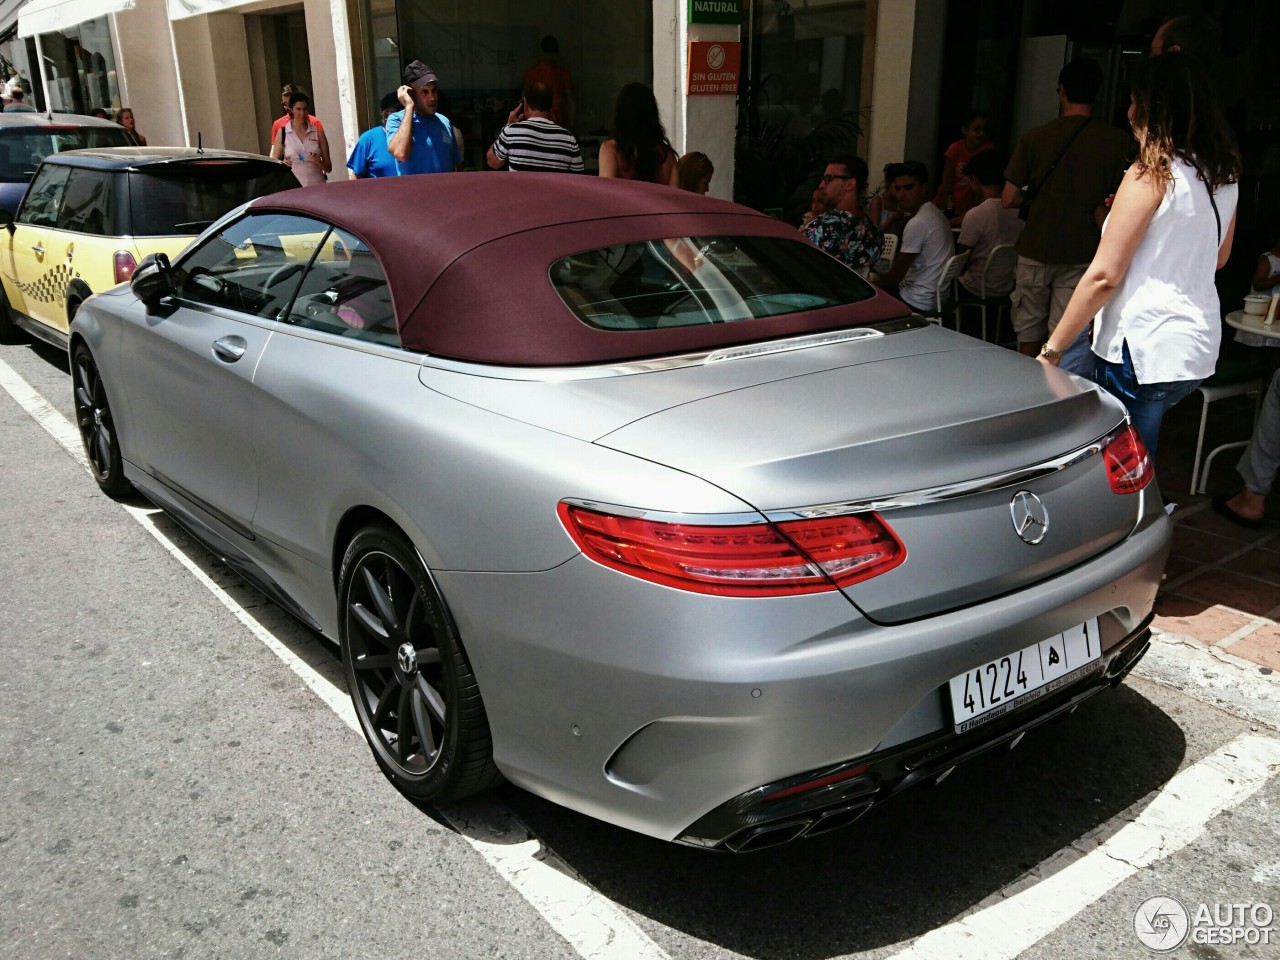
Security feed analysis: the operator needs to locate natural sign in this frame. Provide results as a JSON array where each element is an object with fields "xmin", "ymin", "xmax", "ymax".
[{"xmin": 689, "ymin": 0, "xmax": 741, "ymax": 25}]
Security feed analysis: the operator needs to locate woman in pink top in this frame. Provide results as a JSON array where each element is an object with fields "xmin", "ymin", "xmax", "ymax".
[
  {"xmin": 935, "ymin": 109, "xmax": 994, "ymax": 225},
  {"xmin": 271, "ymin": 92, "xmax": 331, "ymax": 187}
]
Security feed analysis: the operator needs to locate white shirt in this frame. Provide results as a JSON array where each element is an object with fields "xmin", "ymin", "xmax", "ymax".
[
  {"xmin": 898, "ymin": 201, "xmax": 955, "ymax": 312},
  {"xmin": 957, "ymin": 197, "xmax": 1024, "ymax": 296},
  {"xmin": 1092, "ymin": 156, "xmax": 1239, "ymax": 383}
]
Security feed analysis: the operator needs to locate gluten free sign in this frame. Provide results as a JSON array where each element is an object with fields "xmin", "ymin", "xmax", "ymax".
[{"xmin": 687, "ymin": 41, "xmax": 742, "ymax": 95}]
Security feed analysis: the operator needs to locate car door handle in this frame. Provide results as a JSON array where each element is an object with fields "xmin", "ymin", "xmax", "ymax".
[
  {"xmin": 31, "ymin": 244, "xmax": 44, "ymax": 256},
  {"xmin": 212, "ymin": 336, "xmax": 247, "ymax": 362}
]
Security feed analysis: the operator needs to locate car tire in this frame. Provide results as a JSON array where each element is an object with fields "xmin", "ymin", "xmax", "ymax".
[
  {"xmin": 71, "ymin": 343, "xmax": 132, "ymax": 499},
  {"xmin": 0, "ymin": 281, "xmax": 22, "ymax": 343},
  {"xmin": 338, "ymin": 524, "xmax": 501, "ymax": 803},
  {"xmin": 67, "ymin": 295, "xmax": 83, "ymax": 323}
]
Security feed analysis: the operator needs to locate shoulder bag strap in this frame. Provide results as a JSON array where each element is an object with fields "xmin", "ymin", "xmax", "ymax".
[{"xmin": 1023, "ymin": 117, "xmax": 1092, "ymax": 208}]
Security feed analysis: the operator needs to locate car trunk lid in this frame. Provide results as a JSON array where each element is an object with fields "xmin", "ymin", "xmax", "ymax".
[{"xmin": 593, "ymin": 347, "xmax": 1137, "ymax": 623}]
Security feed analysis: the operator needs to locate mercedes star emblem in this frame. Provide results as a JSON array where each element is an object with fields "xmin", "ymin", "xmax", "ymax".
[{"xmin": 1010, "ymin": 490, "xmax": 1049, "ymax": 545}]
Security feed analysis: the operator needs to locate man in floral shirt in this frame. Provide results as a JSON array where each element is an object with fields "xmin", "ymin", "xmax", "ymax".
[{"xmin": 803, "ymin": 155, "xmax": 884, "ymax": 272}]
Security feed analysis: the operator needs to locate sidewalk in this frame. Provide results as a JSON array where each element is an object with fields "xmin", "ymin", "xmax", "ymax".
[{"xmin": 1147, "ymin": 389, "xmax": 1280, "ymax": 676}]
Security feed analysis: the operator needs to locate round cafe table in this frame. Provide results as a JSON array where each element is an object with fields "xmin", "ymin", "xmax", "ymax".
[{"xmin": 1225, "ymin": 308, "xmax": 1280, "ymax": 343}]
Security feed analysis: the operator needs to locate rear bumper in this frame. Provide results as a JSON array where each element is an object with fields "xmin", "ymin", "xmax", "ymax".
[
  {"xmin": 677, "ymin": 617, "xmax": 1152, "ymax": 851},
  {"xmin": 435, "ymin": 503, "xmax": 1170, "ymax": 843}
]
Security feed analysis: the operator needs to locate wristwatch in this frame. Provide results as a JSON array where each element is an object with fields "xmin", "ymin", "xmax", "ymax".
[{"xmin": 1039, "ymin": 343, "xmax": 1063, "ymax": 360}]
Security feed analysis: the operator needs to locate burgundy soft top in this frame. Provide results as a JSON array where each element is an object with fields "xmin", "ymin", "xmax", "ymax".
[{"xmin": 252, "ymin": 173, "xmax": 909, "ymax": 365}]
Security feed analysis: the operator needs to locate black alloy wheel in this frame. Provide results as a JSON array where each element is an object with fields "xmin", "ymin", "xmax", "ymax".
[
  {"xmin": 338, "ymin": 524, "xmax": 500, "ymax": 803},
  {"xmin": 71, "ymin": 343, "xmax": 132, "ymax": 499}
]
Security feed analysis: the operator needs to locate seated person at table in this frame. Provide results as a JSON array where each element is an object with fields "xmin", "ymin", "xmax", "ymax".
[
  {"xmin": 875, "ymin": 160, "xmax": 954, "ymax": 312},
  {"xmin": 1214, "ymin": 371, "xmax": 1280, "ymax": 529},
  {"xmin": 956, "ymin": 150, "xmax": 1024, "ymax": 297},
  {"xmin": 802, "ymin": 154, "xmax": 883, "ymax": 273}
]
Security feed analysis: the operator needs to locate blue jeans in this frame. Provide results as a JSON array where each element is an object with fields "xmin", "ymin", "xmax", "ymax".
[
  {"xmin": 1058, "ymin": 326, "xmax": 1096, "ymax": 378},
  {"xmin": 1093, "ymin": 343, "xmax": 1200, "ymax": 455}
]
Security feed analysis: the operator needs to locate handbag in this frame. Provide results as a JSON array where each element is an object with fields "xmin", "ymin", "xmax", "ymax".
[{"xmin": 1018, "ymin": 117, "xmax": 1091, "ymax": 222}]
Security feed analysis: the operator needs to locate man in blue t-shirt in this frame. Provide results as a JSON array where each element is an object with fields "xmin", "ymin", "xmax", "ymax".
[
  {"xmin": 347, "ymin": 91, "xmax": 400, "ymax": 179},
  {"xmin": 386, "ymin": 61, "xmax": 462, "ymax": 176}
]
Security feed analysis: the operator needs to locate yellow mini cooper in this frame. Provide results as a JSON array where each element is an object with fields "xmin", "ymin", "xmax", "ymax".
[{"xmin": 0, "ymin": 147, "xmax": 296, "ymax": 346}]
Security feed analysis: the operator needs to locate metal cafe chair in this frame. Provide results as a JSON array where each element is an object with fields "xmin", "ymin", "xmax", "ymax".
[
  {"xmin": 919, "ymin": 249, "xmax": 970, "ymax": 327},
  {"xmin": 956, "ymin": 242, "xmax": 1018, "ymax": 342}
]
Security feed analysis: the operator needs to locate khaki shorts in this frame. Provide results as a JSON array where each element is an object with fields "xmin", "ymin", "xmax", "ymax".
[{"xmin": 1010, "ymin": 257, "xmax": 1088, "ymax": 343}]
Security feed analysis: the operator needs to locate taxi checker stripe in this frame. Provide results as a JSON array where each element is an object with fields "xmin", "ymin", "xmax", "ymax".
[{"xmin": 13, "ymin": 261, "xmax": 77, "ymax": 305}]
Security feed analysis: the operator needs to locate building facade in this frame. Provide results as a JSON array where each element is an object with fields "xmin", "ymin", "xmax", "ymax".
[
  {"xmin": 1, "ymin": 0, "xmax": 1276, "ymax": 246},
  {"xmin": 0, "ymin": 0, "xmax": 903, "ymax": 206}
]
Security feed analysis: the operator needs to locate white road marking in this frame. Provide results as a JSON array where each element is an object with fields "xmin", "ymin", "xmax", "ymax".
[
  {"xmin": 0, "ymin": 356, "xmax": 89, "ymax": 469},
  {"xmin": 0, "ymin": 356, "xmax": 670, "ymax": 960},
  {"xmin": 887, "ymin": 734, "xmax": 1280, "ymax": 960}
]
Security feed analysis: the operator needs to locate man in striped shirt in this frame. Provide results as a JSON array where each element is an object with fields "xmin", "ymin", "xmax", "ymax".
[{"xmin": 486, "ymin": 81, "xmax": 584, "ymax": 173}]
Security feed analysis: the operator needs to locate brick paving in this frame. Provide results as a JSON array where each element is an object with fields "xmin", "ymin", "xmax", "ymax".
[{"xmin": 1152, "ymin": 389, "xmax": 1280, "ymax": 673}]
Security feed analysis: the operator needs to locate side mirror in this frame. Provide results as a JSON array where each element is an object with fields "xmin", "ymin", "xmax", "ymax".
[
  {"xmin": 0, "ymin": 209, "xmax": 13, "ymax": 235},
  {"xmin": 131, "ymin": 252, "xmax": 175, "ymax": 307}
]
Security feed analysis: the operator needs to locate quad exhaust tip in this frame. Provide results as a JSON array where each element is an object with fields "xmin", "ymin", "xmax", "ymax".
[{"xmin": 723, "ymin": 800, "xmax": 874, "ymax": 852}]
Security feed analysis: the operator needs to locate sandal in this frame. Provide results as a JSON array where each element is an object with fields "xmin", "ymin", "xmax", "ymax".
[{"xmin": 1211, "ymin": 493, "xmax": 1263, "ymax": 530}]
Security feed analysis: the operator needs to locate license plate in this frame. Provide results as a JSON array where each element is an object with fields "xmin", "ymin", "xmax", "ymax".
[{"xmin": 949, "ymin": 618, "xmax": 1102, "ymax": 733}]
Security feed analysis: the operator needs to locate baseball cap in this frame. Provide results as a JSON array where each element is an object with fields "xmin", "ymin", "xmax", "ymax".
[
  {"xmin": 402, "ymin": 60, "xmax": 438, "ymax": 89},
  {"xmin": 379, "ymin": 91, "xmax": 399, "ymax": 112}
]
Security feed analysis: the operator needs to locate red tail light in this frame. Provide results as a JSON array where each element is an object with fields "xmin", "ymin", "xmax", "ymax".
[
  {"xmin": 1102, "ymin": 424, "xmax": 1153, "ymax": 494},
  {"xmin": 114, "ymin": 251, "xmax": 137, "ymax": 284},
  {"xmin": 557, "ymin": 503, "xmax": 905, "ymax": 597}
]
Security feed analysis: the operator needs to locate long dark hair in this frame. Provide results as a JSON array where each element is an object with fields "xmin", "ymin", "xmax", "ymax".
[
  {"xmin": 1129, "ymin": 52, "xmax": 1239, "ymax": 190},
  {"xmin": 611, "ymin": 82, "xmax": 672, "ymax": 183}
]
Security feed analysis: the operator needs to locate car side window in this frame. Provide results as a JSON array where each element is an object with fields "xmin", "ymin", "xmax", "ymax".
[
  {"xmin": 18, "ymin": 164, "xmax": 71, "ymax": 228},
  {"xmin": 59, "ymin": 169, "xmax": 116, "ymax": 236},
  {"xmin": 173, "ymin": 212, "xmax": 329, "ymax": 320},
  {"xmin": 287, "ymin": 228, "xmax": 398, "ymax": 347}
]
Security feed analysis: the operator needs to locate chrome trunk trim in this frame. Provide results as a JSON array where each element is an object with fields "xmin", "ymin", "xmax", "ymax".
[
  {"xmin": 418, "ymin": 317, "xmax": 927, "ymax": 382},
  {"xmin": 764, "ymin": 433, "xmax": 1113, "ymax": 520},
  {"xmin": 563, "ymin": 431, "xmax": 1116, "ymax": 527}
]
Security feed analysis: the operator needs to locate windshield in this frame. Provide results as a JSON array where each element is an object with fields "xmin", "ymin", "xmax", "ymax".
[
  {"xmin": 130, "ymin": 161, "xmax": 299, "ymax": 236},
  {"xmin": 0, "ymin": 127, "xmax": 132, "ymax": 182},
  {"xmin": 551, "ymin": 236, "xmax": 876, "ymax": 330}
]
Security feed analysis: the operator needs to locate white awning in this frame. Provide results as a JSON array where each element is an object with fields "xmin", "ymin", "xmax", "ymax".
[
  {"xmin": 167, "ymin": 0, "xmax": 258, "ymax": 21},
  {"xmin": 18, "ymin": 0, "xmax": 134, "ymax": 36}
]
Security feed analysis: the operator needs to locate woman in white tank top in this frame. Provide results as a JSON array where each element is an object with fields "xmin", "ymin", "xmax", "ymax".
[{"xmin": 1037, "ymin": 52, "xmax": 1241, "ymax": 455}]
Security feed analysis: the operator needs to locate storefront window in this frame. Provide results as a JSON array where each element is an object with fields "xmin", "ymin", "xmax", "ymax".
[
  {"xmin": 0, "ymin": 30, "xmax": 36, "ymax": 108},
  {"xmin": 736, "ymin": 0, "xmax": 869, "ymax": 221},
  {"xmin": 26, "ymin": 16, "xmax": 120, "ymax": 115},
  {"xmin": 388, "ymin": 0, "xmax": 651, "ymax": 171}
]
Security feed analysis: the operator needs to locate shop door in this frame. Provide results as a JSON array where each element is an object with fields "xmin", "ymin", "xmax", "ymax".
[{"xmin": 265, "ymin": 11, "xmax": 313, "ymax": 113}]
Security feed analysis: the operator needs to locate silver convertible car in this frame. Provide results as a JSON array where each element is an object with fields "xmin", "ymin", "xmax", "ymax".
[{"xmin": 68, "ymin": 175, "xmax": 1169, "ymax": 852}]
